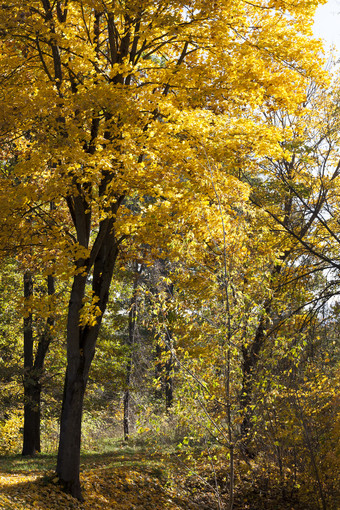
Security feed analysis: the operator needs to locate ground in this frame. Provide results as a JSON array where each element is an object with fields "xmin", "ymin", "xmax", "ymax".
[
  {"xmin": 0, "ymin": 443, "xmax": 332, "ymax": 509},
  {"xmin": 0, "ymin": 446, "xmax": 204, "ymax": 510}
]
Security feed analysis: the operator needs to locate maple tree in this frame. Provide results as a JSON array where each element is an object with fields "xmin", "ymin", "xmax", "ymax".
[{"xmin": 0, "ymin": 0, "xmax": 330, "ymax": 502}]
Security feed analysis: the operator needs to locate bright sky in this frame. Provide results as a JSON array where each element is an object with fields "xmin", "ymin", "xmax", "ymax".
[{"xmin": 313, "ymin": 0, "xmax": 340, "ymax": 52}]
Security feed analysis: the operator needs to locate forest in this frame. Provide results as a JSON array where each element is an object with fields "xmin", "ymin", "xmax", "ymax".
[{"xmin": 0, "ymin": 1, "xmax": 339, "ymax": 509}]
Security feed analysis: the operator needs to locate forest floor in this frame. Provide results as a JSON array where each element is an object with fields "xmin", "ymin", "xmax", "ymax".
[
  {"xmin": 0, "ymin": 442, "xmax": 323, "ymax": 510},
  {"xmin": 0, "ymin": 444, "xmax": 199, "ymax": 510}
]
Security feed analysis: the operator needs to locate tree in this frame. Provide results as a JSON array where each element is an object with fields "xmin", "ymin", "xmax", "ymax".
[
  {"xmin": 22, "ymin": 272, "xmax": 55, "ymax": 456},
  {"xmin": 0, "ymin": 0, "xmax": 326, "ymax": 500},
  {"xmin": 234, "ymin": 78, "xmax": 340, "ymax": 442},
  {"xmin": 123, "ymin": 260, "xmax": 142, "ymax": 441}
]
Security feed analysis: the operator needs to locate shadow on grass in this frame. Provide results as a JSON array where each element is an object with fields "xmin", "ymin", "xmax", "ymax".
[
  {"xmin": 0, "ymin": 445, "xmax": 194, "ymax": 510},
  {"xmin": 0, "ymin": 441, "xmax": 172, "ymax": 486},
  {"xmin": 0, "ymin": 441, "xmax": 151, "ymax": 473},
  {"xmin": 0, "ymin": 453, "xmax": 57, "ymax": 474}
]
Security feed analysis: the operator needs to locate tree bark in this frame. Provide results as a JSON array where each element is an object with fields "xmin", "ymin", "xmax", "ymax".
[
  {"xmin": 240, "ymin": 262, "xmax": 284, "ymax": 443},
  {"xmin": 22, "ymin": 382, "xmax": 41, "ymax": 456},
  {"xmin": 240, "ymin": 316, "xmax": 266, "ymax": 440},
  {"xmin": 123, "ymin": 264, "xmax": 141, "ymax": 440},
  {"xmin": 22, "ymin": 273, "xmax": 55, "ymax": 456},
  {"xmin": 123, "ymin": 297, "xmax": 135, "ymax": 441},
  {"xmin": 154, "ymin": 340, "xmax": 173, "ymax": 409},
  {"xmin": 57, "ymin": 227, "xmax": 119, "ymax": 500},
  {"xmin": 154, "ymin": 341, "xmax": 163, "ymax": 401},
  {"xmin": 56, "ymin": 359, "xmax": 87, "ymax": 500},
  {"xmin": 22, "ymin": 272, "xmax": 36, "ymax": 456},
  {"xmin": 56, "ymin": 274, "xmax": 93, "ymax": 500},
  {"xmin": 165, "ymin": 348, "xmax": 173, "ymax": 411},
  {"xmin": 123, "ymin": 387, "xmax": 130, "ymax": 441}
]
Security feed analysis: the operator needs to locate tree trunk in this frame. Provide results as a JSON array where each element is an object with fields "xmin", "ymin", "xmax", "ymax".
[
  {"xmin": 22, "ymin": 272, "xmax": 36, "ymax": 456},
  {"xmin": 240, "ymin": 316, "xmax": 266, "ymax": 440},
  {"xmin": 123, "ymin": 386, "xmax": 130, "ymax": 441},
  {"xmin": 22, "ymin": 273, "xmax": 55, "ymax": 456},
  {"xmin": 56, "ymin": 273, "xmax": 92, "ymax": 500},
  {"xmin": 22, "ymin": 271, "xmax": 42, "ymax": 456},
  {"xmin": 165, "ymin": 349, "xmax": 173, "ymax": 411},
  {"xmin": 56, "ymin": 363, "xmax": 87, "ymax": 500},
  {"xmin": 57, "ymin": 228, "xmax": 119, "ymax": 500},
  {"xmin": 154, "ymin": 341, "xmax": 173, "ymax": 410},
  {"xmin": 123, "ymin": 325, "xmax": 134, "ymax": 441},
  {"xmin": 22, "ymin": 380, "xmax": 41, "ymax": 456},
  {"xmin": 123, "ymin": 263, "xmax": 140, "ymax": 441},
  {"xmin": 154, "ymin": 341, "xmax": 163, "ymax": 401}
]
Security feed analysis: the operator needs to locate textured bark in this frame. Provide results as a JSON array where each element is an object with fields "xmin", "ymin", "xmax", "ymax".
[
  {"xmin": 56, "ymin": 362, "xmax": 87, "ymax": 500},
  {"xmin": 57, "ymin": 226, "xmax": 119, "ymax": 499},
  {"xmin": 56, "ymin": 274, "xmax": 92, "ymax": 500}
]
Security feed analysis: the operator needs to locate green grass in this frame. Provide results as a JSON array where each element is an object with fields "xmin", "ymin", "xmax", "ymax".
[
  {"xmin": 0, "ymin": 453, "xmax": 56, "ymax": 474},
  {"xmin": 0, "ymin": 439, "xmax": 173, "ymax": 476}
]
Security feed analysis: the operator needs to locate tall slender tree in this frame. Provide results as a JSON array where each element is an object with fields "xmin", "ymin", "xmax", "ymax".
[{"xmin": 22, "ymin": 273, "xmax": 55, "ymax": 456}]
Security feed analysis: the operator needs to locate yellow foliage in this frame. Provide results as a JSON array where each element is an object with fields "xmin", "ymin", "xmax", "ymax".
[
  {"xmin": 0, "ymin": 410, "xmax": 23, "ymax": 455},
  {"xmin": 0, "ymin": 461, "xmax": 195, "ymax": 509}
]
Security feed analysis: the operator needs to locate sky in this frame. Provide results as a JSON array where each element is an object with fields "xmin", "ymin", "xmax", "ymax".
[{"xmin": 313, "ymin": 0, "xmax": 340, "ymax": 51}]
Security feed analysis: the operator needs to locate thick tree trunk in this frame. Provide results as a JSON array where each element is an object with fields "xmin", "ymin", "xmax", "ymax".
[
  {"xmin": 57, "ymin": 228, "xmax": 119, "ymax": 500},
  {"xmin": 22, "ymin": 380, "xmax": 41, "ymax": 456},
  {"xmin": 56, "ymin": 273, "xmax": 91, "ymax": 500},
  {"xmin": 56, "ymin": 364, "xmax": 87, "ymax": 500}
]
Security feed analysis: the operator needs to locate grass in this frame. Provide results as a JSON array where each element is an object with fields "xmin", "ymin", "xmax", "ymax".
[
  {"xmin": 0, "ymin": 438, "xmax": 335, "ymax": 509},
  {"xmin": 0, "ymin": 452, "xmax": 56, "ymax": 474},
  {"xmin": 0, "ymin": 441, "xmax": 196, "ymax": 510}
]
